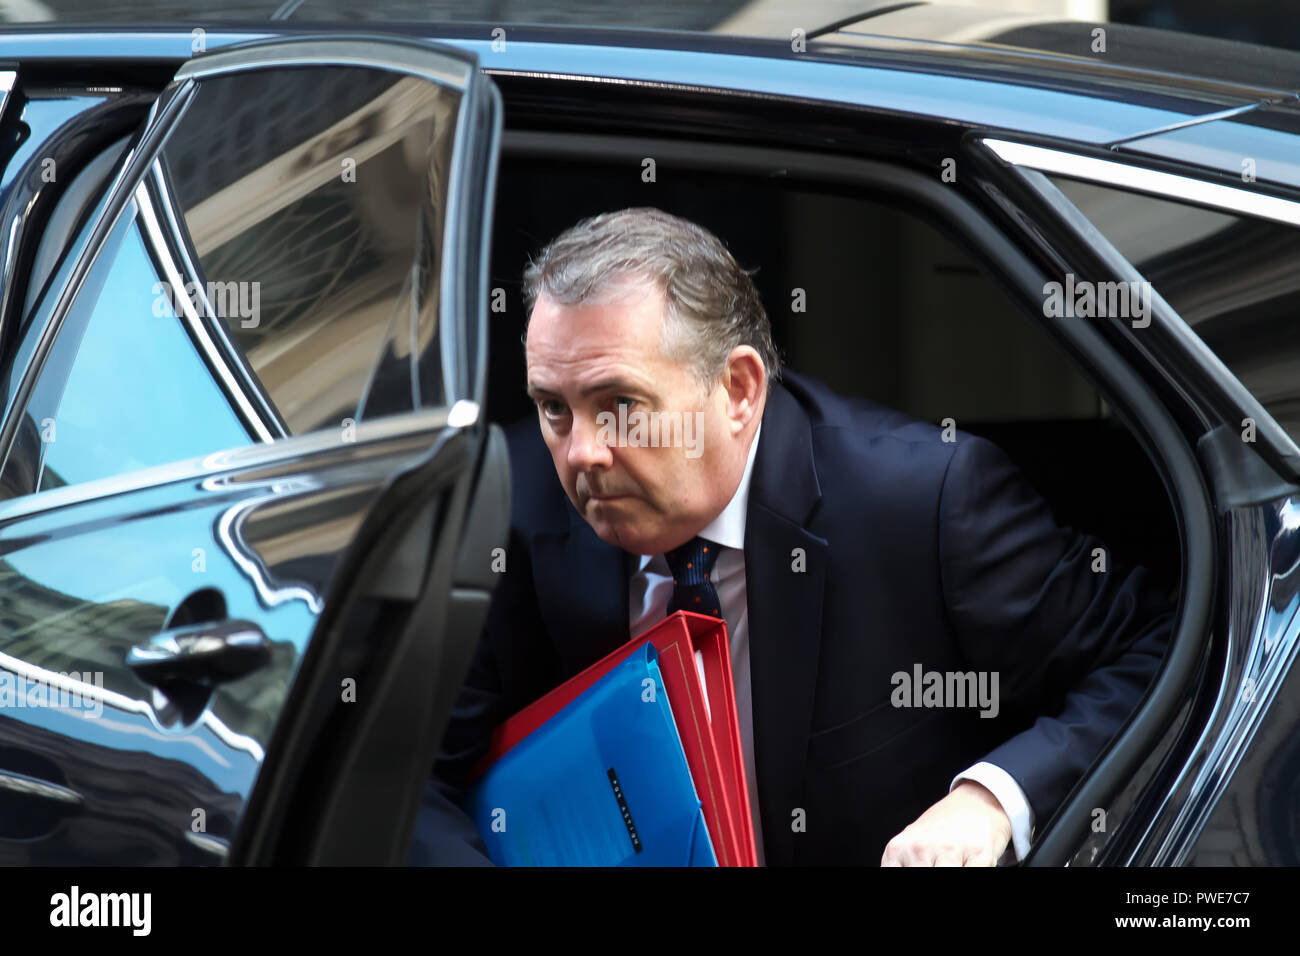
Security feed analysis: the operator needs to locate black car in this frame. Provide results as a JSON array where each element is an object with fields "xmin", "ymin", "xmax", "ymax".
[{"xmin": 0, "ymin": 3, "xmax": 1298, "ymax": 866}]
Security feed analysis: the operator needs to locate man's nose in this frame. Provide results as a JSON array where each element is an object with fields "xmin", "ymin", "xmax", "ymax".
[{"xmin": 567, "ymin": 413, "xmax": 614, "ymax": 471}]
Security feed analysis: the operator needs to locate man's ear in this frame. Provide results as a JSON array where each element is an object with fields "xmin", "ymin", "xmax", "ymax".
[{"xmin": 721, "ymin": 346, "xmax": 766, "ymax": 431}]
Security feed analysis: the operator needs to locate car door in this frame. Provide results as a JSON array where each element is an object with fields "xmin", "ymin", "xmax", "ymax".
[
  {"xmin": 967, "ymin": 133, "xmax": 1300, "ymax": 866},
  {"xmin": 0, "ymin": 35, "xmax": 505, "ymax": 865}
]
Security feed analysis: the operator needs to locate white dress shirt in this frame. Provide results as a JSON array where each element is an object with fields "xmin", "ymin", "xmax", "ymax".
[{"xmin": 627, "ymin": 421, "xmax": 1035, "ymax": 865}]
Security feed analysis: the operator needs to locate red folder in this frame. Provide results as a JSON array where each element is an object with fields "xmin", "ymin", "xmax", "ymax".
[{"xmin": 467, "ymin": 611, "xmax": 757, "ymax": 867}]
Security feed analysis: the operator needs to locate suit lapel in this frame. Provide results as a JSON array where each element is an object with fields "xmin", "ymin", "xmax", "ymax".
[
  {"xmin": 745, "ymin": 383, "xmax": 827, "ymax": 867},
  {"xmin": 530, "ymin": 506, "xmax": 632, "ymax": 673}
]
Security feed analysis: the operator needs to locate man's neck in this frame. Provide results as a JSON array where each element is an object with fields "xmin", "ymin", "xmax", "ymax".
[{"xmin": 695, "ymin": 420, "xmax": 762, "ymax": 551}]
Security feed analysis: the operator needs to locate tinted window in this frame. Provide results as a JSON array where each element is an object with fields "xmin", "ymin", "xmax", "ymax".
[
  {"xmin": 1048, "ymin": 175, "xmax": 1300, "ymax": 441},
  {"xmin": 0, "ymin": 203, "xmax": 251, "ymax": 498},
  {"xmin": 155, "ymin": 66, "xmax": 460, "ymax": 434},
  {"xmin": 0, "ymin": 65, "xmax": 464, "ymax": 500}
]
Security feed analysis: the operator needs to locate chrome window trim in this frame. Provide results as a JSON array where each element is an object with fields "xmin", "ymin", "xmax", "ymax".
[
  {"xmin": 173, "ymin": 36, "xmax": 472, "ymax": 92},
  {"xmin": 134, "ymin": 180, "xmax": 279, "ymax": 444},
  {"xmin": 467, "ymin": 82, "xmax": 502, "ymax": 409},
  {"xmin": 143, "ymin": 159, "xmax": 289, "ymax": 439},
  {"xmin": 439, "ymin": 52, "xmax": 474, "ymax": 404},
  {"xmin": 0, "ymin": 401, "xmax": 478, "ymax": 524},
  {"xmin": 983, "ymin": 137, "xmax": 1300, "ymax": 228}
]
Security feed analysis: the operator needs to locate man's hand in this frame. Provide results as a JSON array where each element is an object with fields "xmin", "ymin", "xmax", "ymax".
[{"xmin": 881, "ymin": 780, "xmax": 1012, "ymax": 866}]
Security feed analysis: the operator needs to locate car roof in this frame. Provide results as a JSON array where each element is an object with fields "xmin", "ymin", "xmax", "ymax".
[
  {"xmin": 805, "ymin": 4, "xmax": 1300, "ymax": 104},
  {"xmin": 16, "ymin": 0, "xmax": 1300, "ymax": 101},
  {"xmin": 4, "ymin": 5, "xmax": 1300, "ymax": 148},
  {"xmin": 420, "ymin": 22, "xmax": 1300, "ymax": 145}
]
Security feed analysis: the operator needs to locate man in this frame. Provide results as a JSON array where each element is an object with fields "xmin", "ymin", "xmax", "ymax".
[{"xmin": 410, "ymin": 207, "xmax": 1174, "ymax": 866}]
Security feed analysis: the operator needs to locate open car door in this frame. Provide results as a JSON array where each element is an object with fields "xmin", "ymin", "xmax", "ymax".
[{"xmin": 0, "ymin": 35, "xmax": 504, "ymax": 865}]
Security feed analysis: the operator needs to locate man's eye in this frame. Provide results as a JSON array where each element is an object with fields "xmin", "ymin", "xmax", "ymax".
[
  {"xmin": 614, "ymin": 396, "xmax": 636, "ymax": 411},
  {"xmin": 540, "ymin": 400, "xmax": 569, "ymax": 418}
]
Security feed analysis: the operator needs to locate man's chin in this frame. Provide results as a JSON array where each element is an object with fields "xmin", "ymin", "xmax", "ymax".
[{"xmin": 584, "ymin": 508, "xmax": 657, "ymax": 554}]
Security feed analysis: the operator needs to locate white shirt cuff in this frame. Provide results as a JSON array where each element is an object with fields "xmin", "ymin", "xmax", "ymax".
[{"xmin": 950, "ymin": 761, "xmax": 1034, "ymax": 862}]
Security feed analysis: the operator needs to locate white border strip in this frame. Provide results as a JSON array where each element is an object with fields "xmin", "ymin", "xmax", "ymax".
[{"xmin": 983, "ymin": 138, "xmax": 1300, "ymax": 229}]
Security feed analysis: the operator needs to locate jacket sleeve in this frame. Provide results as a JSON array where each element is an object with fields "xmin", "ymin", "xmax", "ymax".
[
  {"xmin": 936, "ymin": 434, "xmax": 1175, "ymax": 830},
  {"xmin": 407, "ymin": 776, "xmax": 494, "ymax": 866}
]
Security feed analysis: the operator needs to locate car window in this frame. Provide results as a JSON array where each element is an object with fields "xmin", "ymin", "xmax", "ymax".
[
  {"xmin": 0, "ymin": 200, "xmax": 253, "ymax": 499},
  {"xmin": 0, "ymin": 64, "xmax": 464, "ymax": 502},
  {"xmin": 1045, "ymin": 175, "xmax": 1300, "ymax": 443},
  {"xmin": 153, "ymin": 66, "xmax": 459, "ymax": 435}
]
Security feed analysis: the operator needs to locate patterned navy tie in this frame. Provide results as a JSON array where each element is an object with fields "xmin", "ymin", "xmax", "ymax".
[{"xmin": 665, "ymin": 536, "xmax": 722, "ymax": 618}]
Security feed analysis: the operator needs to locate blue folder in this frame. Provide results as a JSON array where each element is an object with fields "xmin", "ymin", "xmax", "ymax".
[{"xmin": 463, "ymin": 644, "xmax": 717, "ymax": 866}]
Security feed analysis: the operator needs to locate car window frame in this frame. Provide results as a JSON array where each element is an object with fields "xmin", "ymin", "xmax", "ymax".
[
  {"xmin": 135, "ymin": 165, "xmax": 284, "ymax": 443},
  {"xmin": 979, "ymin": 136, "xmax": 1300, "ymax": 480},
  {"xmin": 5, "ymin": 189, "xmax": 259, "ymax": 497},
  {"xmin": 0, "ymin": 37, "xmax": 491, "ymax": 514}
]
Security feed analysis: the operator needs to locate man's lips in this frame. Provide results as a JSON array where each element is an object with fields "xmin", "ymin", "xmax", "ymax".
[{"xmin": 584, "ymin": 487, "xmax": 637, "ymax": 504}]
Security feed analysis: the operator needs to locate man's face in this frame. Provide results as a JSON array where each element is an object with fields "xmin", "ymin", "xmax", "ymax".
[{"xmin": 525, "ymin": 280, "xmax": 745, "ymax": 555}]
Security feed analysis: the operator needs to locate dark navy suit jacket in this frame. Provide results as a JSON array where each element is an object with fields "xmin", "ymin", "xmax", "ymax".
[{"xmin": 410, "ymin": 369, "xmax": 1174, "ymax": 865}]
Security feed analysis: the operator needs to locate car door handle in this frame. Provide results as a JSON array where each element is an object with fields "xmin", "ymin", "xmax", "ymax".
[{"xmin": 126, "ymin": 619, "xmax": 271, "ymax": 688}]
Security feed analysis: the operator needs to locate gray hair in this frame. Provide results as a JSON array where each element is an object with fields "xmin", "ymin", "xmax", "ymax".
[{"xmin": 521, "ymin": 207, "xmax": 781, "ymax": 392}]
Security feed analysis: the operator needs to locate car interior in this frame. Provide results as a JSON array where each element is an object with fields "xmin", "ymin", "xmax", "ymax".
[{"xmin": 484, "ymin": 152, "xmax": 1182, "ymax": 598}]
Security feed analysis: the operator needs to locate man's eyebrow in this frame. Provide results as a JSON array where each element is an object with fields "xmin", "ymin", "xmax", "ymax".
[
  {"xmin": 526, "ymin": 378, "xmax": 652, "ymax": 400},
  {"xmin": 578, "ymin": 378, "xmax": 652, "ymax": 398}
]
